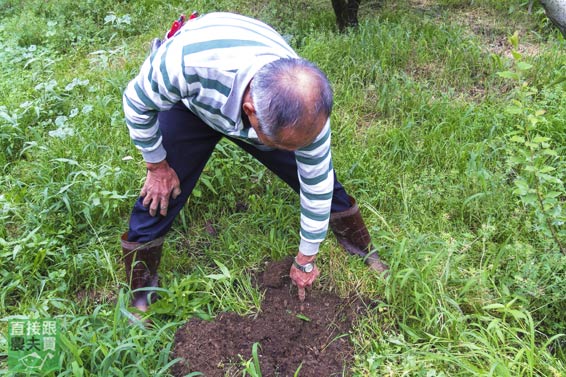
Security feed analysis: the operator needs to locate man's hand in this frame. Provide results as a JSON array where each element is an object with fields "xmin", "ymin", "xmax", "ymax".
[
  {"xmin": 290, "ymin": 252, "xmax": 320, "ymax": 302},
  {"xmin": 140, "ymin": 160, "xmax": 181, "ymax": 217}
]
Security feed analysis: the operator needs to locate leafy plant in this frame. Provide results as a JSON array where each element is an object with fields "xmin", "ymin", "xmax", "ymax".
[
  {"xmin": 498, "ymin": 32, "xmax": 566, "ymax": 254},
  {"xmin": 241, "ymin": 342, "xmax": 262, "ymax": 377}
]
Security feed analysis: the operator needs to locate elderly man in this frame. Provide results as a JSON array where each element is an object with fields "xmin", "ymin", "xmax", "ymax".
[{"xmin": 121, "ymin": 12, "xmax": 388, "ymax": 313}]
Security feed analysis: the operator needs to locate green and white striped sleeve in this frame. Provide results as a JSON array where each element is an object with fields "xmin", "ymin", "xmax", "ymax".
[
  {"xmin": 295, "ymin": 119, "xmax": 334, "ymax": 256},
  {"xmin": 122, "ymin": 39, "xmax": 190, "ymax": 163}
]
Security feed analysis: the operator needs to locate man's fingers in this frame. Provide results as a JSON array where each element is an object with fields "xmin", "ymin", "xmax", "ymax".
[
  {"xmin": 290, "ymin": 276, "xmax": 307, "ymax": 301},
  {"xmin": 298, "ymin": 286, "xmax": 306, "ymax": 302},
  {"xmin": 149, "ymin": 201, "xmax": 158, "ymax": 217},
  {"xmin": 143, "ymin": 193, "xmax": 171, "ymax": 217},
  {"xmin": 290, "ymin": 262, "xmax": 320, "ymax": 303},
  {"xmin": 159, "ymin": 197, "xmax": 169, "ymax": 217},
  {"xmin": 142, "ymin": 194, "xmax": 152, "ymax": 210},
  {"xmin": 141, "ymin": 165, "xmax": 179, "ymax": 216},
  {"xmin": 172, "ymin": 186, "xmax": 181, "ymax": 200}
]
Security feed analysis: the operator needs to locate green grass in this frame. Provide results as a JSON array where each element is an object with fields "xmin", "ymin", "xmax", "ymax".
[{"xmin": 1, "ymin": 0, "xmax": 565, "ymax": 375}]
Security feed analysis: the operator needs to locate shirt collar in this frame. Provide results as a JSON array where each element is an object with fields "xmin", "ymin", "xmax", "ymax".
[{"xmin": 221, "ymin": 55, "xmax": 281, "ymax": 129}]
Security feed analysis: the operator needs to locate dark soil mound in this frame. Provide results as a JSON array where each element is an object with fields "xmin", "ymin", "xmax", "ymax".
[{"xmin": 171, "ymin": 257, "xmax": 366, "ymax": 376}]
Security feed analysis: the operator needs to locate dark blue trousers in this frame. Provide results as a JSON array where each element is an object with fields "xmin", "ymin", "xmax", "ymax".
[{"xmin": 128, "ymin": 102, "xmax": 351, "ymax": 242}]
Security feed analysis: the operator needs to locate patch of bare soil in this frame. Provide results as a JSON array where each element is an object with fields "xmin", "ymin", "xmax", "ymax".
[
  {"xmin": 171, "ymin": 257, "xmax": 367, "ymax": 376},
  {"xmin": 76, "ymin": 287, "xmax": 117, "ymax": 305},
  {"xmin": 408, "ymin": 0, "xmax": 541, "ymax": 57},
  {"xmin": 403, "ymin": 1, "xmax": 542, "ymax": 101},
  {"xmin": 409, "ymin": 0, "xmax": 435, "ymax": 10},
  {"xmin": 453, "ymin": 8, "xmax": 541, "ymax": 57}
]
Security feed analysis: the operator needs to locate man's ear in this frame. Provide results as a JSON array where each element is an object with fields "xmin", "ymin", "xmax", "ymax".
[{"xmin": 242, "ymin": 102, "xmax": 255, "ymax": 118}]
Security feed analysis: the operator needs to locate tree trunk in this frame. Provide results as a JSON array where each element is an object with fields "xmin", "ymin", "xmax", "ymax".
[
  {"xmin": 331, "ymin": 0, "xmax": 361, "ymax": 32},
  {"xmin": 539, "ymin": 0, "xmax": 566, "ymax": 37}
]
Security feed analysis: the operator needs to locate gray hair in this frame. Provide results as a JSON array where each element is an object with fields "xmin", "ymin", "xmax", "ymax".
[{"xmin": 250, "ymin": 58, "xmax": 333, "ymax": 140}]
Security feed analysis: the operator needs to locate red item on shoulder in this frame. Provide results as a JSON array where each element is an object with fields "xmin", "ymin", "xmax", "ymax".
[{"xmin": 166, "ymin": 14, "xmax": 186, "ymax": 39}]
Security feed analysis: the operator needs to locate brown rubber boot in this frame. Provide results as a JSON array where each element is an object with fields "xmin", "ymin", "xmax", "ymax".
[
  {"xmin": 121, "ymin": 232, "xmax": 164, "ymax": 312},
  {"xmin": 329, "ymin": 196, "xmax": 389, "ymax": 275}
]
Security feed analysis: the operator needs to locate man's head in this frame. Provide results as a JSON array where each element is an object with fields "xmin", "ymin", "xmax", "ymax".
[{"xmin": 242, "ymin": 58, "xmax": 333, "ymax": 151}]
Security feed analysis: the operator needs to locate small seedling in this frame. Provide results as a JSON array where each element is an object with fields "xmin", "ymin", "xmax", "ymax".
[{"xmin": 295, "ymin": 313, "xmax": 311, "ymax": 322}]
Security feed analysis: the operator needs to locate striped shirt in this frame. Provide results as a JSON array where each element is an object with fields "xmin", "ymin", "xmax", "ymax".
[{"xmin": 123, "ymin": 12, "xmax": 334, "ymax": 255}]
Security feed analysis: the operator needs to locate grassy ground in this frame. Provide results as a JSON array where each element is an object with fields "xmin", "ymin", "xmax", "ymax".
[{"xmin": 1, "ymin": 0, "xmax": 565, "ymax": 375}]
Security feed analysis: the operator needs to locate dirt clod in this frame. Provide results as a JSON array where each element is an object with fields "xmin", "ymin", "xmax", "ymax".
[{"xmin": 172, "ymin": 257, "xmax": 365, "ymax": 376}]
